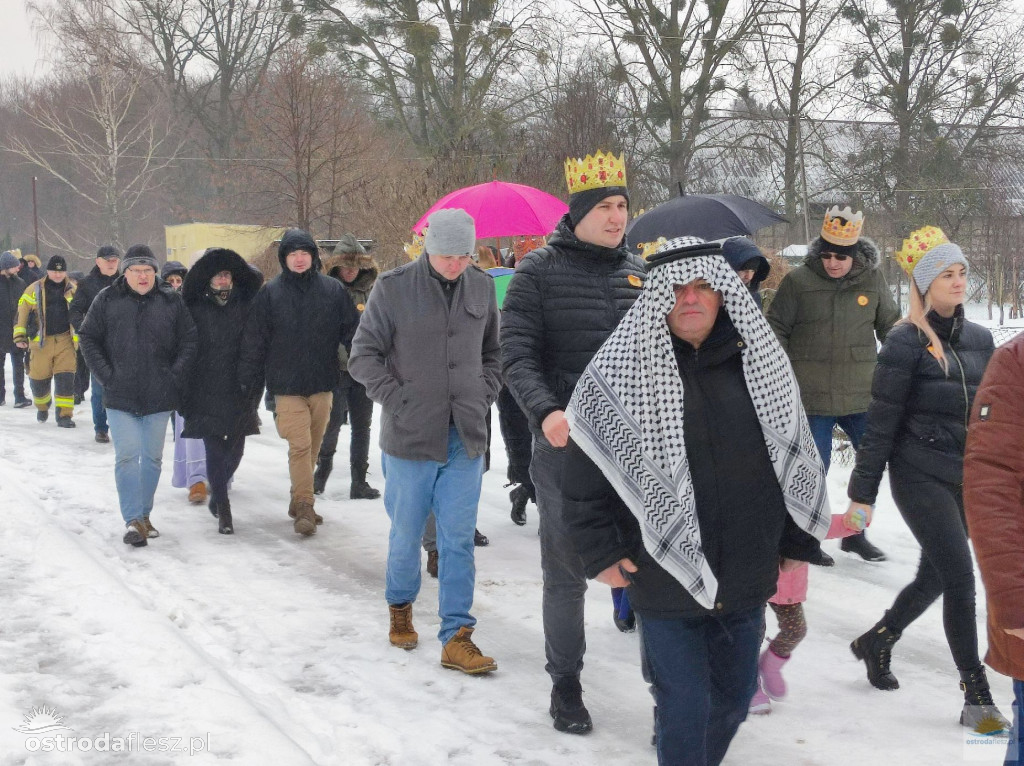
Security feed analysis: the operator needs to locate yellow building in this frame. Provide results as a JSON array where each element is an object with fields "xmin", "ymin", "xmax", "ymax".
[{"xmin": 164, "ymin": 223, "xmax": 287, "ymax": 266}]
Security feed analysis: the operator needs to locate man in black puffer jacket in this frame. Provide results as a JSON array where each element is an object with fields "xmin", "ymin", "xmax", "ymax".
[
  {"xmin": 79, "ymin": 244, "xmax": 198, "ymax": 547},
  {"xmin": 501, "ymin": 151, "xmax": 645, "ymax": 734},
  {"xmin": 70, "ymin": 244, "xmax": 121, "ymax": 441},
  {"xmin": 237, "ymin": 229, "xmax": 360, "ymax": 536}
]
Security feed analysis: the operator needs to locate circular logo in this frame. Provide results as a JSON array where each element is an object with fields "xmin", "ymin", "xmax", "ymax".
[
  {"xmin": 356, "ymin": 303, "xmax": 365, "ymax": 312},
  {"xmin": 857, "ymin": 295, "xmax": 869, "ymax": 306},
  {"xmin": 628, "ymin": 274, "xmax": 643, "ymax": 288}
]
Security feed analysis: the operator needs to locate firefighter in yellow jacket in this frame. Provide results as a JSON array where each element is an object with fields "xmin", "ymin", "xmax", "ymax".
[{"xmin": 13, "ymin": 255, "xmax": 78, "ymax": 427}]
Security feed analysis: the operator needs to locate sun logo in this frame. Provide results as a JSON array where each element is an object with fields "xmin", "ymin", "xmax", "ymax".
[{"xmin": 13, "ymin": 705, "xmax": 72, "ymax": 734}]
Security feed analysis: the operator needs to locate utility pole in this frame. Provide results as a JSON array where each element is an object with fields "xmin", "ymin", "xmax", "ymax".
[{"xmin": 32, "ymin": 177, "xmax": 40, "ymax": 257}]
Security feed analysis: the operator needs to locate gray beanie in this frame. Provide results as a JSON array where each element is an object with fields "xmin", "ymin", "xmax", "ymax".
[
  {"xmin": 912, "ymin": 242, "xmax": 968, "ymax": 295},
  {"xmin": 0, "ymin": 251, "xmax": 19, "ymax": 271},
  {"xmin": 120, "ymin": 244, "xmax": 160, "ymax": 273},
  {"xmin": 423, "ymin": 209, "xmax": 476, "ymax": 256}
]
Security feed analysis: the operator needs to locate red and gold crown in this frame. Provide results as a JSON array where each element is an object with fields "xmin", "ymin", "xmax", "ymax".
[
  {"xmin": 565, "ymin": 150, "xmax": 627, "ymax": 194},
  {"xmin": 821, "ymin": 206, "xmax": 864, "ymax": 247},
  {"xmin": 894, "ymin": 226, "xmax": 948, "ymax": 276}
]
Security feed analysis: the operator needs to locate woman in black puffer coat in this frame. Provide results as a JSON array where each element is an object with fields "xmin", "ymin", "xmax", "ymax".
[
  {"xmin": 180, "ymin": 248, "xmax": 263, "ymax": 534},
  {"xmin": 845, "ymin": 227, "xmax": 1006, "ymax": 733}
]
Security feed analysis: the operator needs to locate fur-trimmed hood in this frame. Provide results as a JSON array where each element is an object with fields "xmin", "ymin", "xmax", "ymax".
[
  {"xmin": 805, "ymin": 235, "xmax": 881, "ymax": 280},
  {"xmin": 182, "ymin": 248, "xmax": 263, "ymax": 306},
  {"xmin": 322, "ymin": 253, "xmax": 378, "ymax": 280}
]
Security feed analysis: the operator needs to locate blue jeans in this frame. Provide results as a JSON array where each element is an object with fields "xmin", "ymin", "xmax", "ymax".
[
  {"xmin": 90, "ymin": 374, "xmax": 108, "ymax": 434},
  {"xmin": 107, "ymin": 409, "xmax": 171, "ymax": 524},
  {"xmin": 1007, "ymin": 678, "xmax": 1023, "ymax": 764},
  {"xmin": 807, "ymin": 412, "xmax": 868, "ymax": 474},
  {"xmin": 382, "ymin": 426, "xmax": 484, "ymax": 645},
  {"xmin": 640, "ymin": 605, "xmax": 764, "ymax": 766}
]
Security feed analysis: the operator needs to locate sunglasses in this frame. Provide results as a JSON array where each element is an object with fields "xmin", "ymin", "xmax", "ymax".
[{"xmin": 820, "ymin": 252, "xmax": 850, "ymax": 262}]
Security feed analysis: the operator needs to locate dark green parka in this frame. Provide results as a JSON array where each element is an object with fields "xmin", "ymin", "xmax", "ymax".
[{"xmin": 766, "ymin": 236, "xmax": 901, "ymax": 416}]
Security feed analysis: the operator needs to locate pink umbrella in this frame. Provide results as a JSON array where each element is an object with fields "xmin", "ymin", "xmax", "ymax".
[{"xmin": 413, "ymin": 180, "xmax": 567, "ymax": 238}]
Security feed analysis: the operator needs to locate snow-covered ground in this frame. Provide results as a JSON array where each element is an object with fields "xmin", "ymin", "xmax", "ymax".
[{"xmin": 0, "ymin": 355, "xmax": 1016, "ymax": 765}]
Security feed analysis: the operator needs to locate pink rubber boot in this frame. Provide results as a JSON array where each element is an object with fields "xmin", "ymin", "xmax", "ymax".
[
  {"xmin": 759, "ymin": 647, "xmax": 790, "ymax": 700},
  {"xmin": 749, "ymin": 682, "xmax": 772, "ymax": 715}
]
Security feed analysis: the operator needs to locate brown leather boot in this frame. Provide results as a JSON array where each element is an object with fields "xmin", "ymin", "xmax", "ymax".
[
  {"xmin": 441, "ymin": 626, "xmax": 497, "ymax": 674},
  {"xmin": 289, "ymin": 500, "xmax": 323, "ymax": 525},
  {"xmin": 188, "ymin": 482, "xmax": 207, "ymax": 504},
  {"xmin": 292, "ymin": 501, "xmax": 317, "ymax": 536},
  {"xmin": 389, "ymin": 603, "xmax": 418, "ymax": 650},
  {"xmin": 426, "ymin": 550, "xmax": 439, "ymax": 578}
]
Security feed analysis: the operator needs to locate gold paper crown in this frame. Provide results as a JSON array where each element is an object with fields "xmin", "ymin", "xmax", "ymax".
[
  {"xmin": 894, "ymin": 226, "xmax": 948, "ymax": 277},
  {"xmin": 565, "ymin": 150, "xmax": 627, "ymax": 194},
  {"xmin": 821, "ymin": 206, "xmax": 864, "ymax": 247}
]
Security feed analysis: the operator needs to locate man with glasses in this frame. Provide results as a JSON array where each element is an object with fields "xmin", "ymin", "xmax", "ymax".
[
  {"xmin": 79, "ymin": 245, "xmax": 197, "ymax": 547},
  {"xmin": 766, "ymin": 206, "xmax": 899, "ymax": 561}
]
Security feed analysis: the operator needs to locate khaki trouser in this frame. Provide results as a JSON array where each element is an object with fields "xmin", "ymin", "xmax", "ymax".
[
  {"xmin": 28, "ymin": 332, "xmax": 76, "ymax": 416},
  {"xmin": 274, "ymin": 392, "xmax": 333, "ymax": 505}
]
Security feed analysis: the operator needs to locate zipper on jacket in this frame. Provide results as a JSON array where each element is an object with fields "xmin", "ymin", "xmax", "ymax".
[{"xmin": 948, "ymin": 345, "xmax": 970, "ymax": 431}]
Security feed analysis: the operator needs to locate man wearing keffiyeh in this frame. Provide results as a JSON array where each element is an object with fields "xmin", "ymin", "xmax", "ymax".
[{"xmin": 562, "ymin": 237, "xmax": 831, "ymax": 766}]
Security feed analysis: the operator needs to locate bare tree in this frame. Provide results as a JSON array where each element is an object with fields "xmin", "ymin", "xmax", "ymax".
[
  {"xmin": 747, "ymin": 0, "xmax": 848, "ymax": 240},
  {"xmin": 239, "ymin": 48, "xmax": 395, "ymax": 233},
  {"xmin": 5, "ymin": 35, "xmax": 182, "ymax": 249},
  {"xmin": 841, "ymin": 0, "xmax": 1024, "ymax": 230},
  {"xmin": 581, "ymin": 0, "xmax": 768, "ymax": 194}
]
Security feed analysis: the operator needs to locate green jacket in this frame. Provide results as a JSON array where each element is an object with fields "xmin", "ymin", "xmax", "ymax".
[
  {"xmin": 326, "ymin": 264, "xmax": 378, "ymax": 374},
  {"xmin": 766, "ymin": 236, "xmax": 901, "ymax": 416}
]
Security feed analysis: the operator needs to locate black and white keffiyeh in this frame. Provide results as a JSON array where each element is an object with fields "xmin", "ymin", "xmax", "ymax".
[{"xmin": 566, "ymin": 237, "xmax": 830, "ymax": 609}]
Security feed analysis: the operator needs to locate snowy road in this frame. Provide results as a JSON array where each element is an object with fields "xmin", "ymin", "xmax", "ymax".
[{"xmin": 0, "ymin": 384, "xmax": 1012, "ymax": 765}]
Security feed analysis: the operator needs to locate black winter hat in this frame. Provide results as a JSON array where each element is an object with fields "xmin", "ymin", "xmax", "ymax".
[
  {"xmin": 568, "ymin": 186, "xmax": 630, "ymax": 228},
  {"xmin": 46, "ymin": 255, "xmax": 67, "ymax": 272},
  {"xmin": 96, "ymin": 245, "xmax": 122, "ymax": 261},
  {"xmin": 121, "ymin": 244, "xmax": 160, "ymax": 273}
]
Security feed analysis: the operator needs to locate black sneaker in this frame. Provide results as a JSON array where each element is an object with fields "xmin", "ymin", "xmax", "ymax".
[
  {"xmin": 13, "ymin": 398, "xmax": 31, "ymax": 408},
  {"xmin": 841, "ymin": 532, "xmax": 887, "ymax": 562},
  {"xmin": 57, "ymin": 415, "xmax": 76, "ymax": 429},
  {"xmin": 37, "ymin": 409, "xmax": 48, "ymax": 423},
  {"xmin": 550, "ymin": 677, "xmax": 593, "ymax": 734},
  {"xmin": 473, "ymin": 528, "xmax": 489, "ymax": 547},
  {"xmin": 95, "ymin": 431, "xmax": 110, "ymax": 443}
]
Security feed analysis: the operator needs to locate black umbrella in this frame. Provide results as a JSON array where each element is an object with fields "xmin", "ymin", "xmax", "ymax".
[{"xmin": 626, "ymin": 193, "xmax": 788, "ymax": 248}]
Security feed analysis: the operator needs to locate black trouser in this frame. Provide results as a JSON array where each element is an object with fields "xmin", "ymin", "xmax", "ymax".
[
  {"xmin": 496, "ymin": 384, "xmax": 535, "ymax": 496},
  {"xmin": 883, "ymin": 459, "xmax": 980, "ymax": 671},
  {"xmin": 74, "ymin": 348, "xmax": 90, "ymax": 397},
  {"xmin": 0, "ymin": 347, "xmax": 27, "ymax": 400},
  {"xmin": 319, "ymin": 376, "xmax": 372, "ymax": 469},
  {"xmin": 203, "ymin": 434, "xmax": 247, "ymax": 506}
]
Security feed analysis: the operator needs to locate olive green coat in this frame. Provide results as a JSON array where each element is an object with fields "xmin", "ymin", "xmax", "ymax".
[{"xmin": 766, "ymin": 236, "xmax": 901, "ymax": 416}]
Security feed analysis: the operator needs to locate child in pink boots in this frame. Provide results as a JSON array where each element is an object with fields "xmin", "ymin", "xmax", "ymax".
[{"xmin": 750, "ymin": 512, "xmax": 865, "ymax": 714}]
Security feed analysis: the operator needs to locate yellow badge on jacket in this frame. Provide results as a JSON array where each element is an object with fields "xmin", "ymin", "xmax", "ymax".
[
  {"xmin": 356, "ymin": 303, "xmax": 365, "ymax": 312},
  {"xmin": 628, "ymin": 274, "xmax": 643, "ymax": 288},
  {"xmin": 857, "ymin": 295, "xmax": 869, "ymax": 306}
]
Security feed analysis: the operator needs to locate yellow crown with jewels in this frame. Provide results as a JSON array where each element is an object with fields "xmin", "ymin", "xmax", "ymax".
[
  {"xmin": 821, "ymin": 206, "xmax": 864, "ymax": 247},
  {"xmin": 894, "ymin": 226, "xmax": 948, "ymax": 277},
  {"xmin": 565, "ymin": 150, "xmax": 627, "ymax": 194}
]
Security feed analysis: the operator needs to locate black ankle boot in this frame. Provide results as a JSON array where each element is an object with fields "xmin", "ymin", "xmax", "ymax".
[
  {"xmin": 959, "ymin": 666, "xmax": 1010, "ymax": 733},
  {"xmin": 550, "ymin": 676, "xmax": 593, "ymax": 734},
  {"xmin": 850, "ymin": 617, "xmax": 901, "ymax": 690},
  {"xmin": 218, "ymin": 499, "xmax": 233, "ymax": 535},
  {"xmin": 350, "ymin": 463, "xmax": 380, "ymax": 499},
  {"xmin": 313, "ymin": 455, "xmax": 334, "ymax": 495}
]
